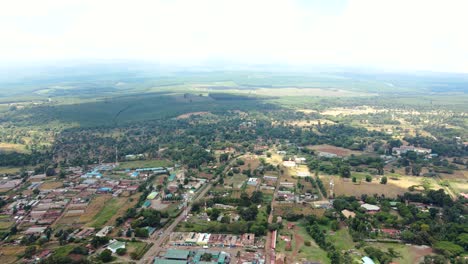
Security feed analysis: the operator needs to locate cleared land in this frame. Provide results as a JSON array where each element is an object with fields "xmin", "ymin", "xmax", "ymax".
[
  {"xmin": 116, "ymin": 159, "xmax": 171, "ymax": 169},
  {"xmin": 307, "ymin": 144, "xmax": 363, "ymax": 157}
]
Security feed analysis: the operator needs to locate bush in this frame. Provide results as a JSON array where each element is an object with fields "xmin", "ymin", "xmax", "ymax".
[
  {"xmin": 365, "ymin": 175, "xmax": 372, "ymax": 182},
  {"xmin": 380, "ymin": 176, "xmax": 387, "ymax": 184},
  {"xmin": 304, "ymin": 241, "xmax": 312, "ymax": 246},
  {"xmin": 100, "ymin": 249, "xmax": 113, "ymax": 262},
  {"xmin": 116, "ymin": 247, "xmax": 127, "ymax": 256}
]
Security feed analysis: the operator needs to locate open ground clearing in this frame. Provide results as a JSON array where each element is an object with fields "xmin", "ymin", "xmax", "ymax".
[
  {"xmin": 116, "ymin": 159, "xmax": 171, "ymax": 169},
  {"xmin": 307, "ymin": 144, "xmax": 363, "ymax": 157},
  {"xmin": 276, "ymin": 221, "xmax": 329, "ymax": 264},
  {"xmin": 0, "ymin": 245, "xmax": 26, "ymax": 263},
  {"xmin": 320, "ymin": 174, "xmax": 444, "ymax": 198}
]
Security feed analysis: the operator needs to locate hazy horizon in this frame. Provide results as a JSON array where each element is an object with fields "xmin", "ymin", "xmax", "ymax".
[{"xmin": 1, "ymin": 0, "xmax": 468, "ymax": 73}]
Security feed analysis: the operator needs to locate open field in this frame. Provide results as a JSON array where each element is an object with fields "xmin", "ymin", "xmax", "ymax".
[
  {"xmin": 88, "ymin": 197, "xmax": 127, "ymax": 228},
  {"xmin": 116, "ymin": 159, "xmax": 172, "ymax": 169},
  {"xmin": 0, "ymin": 245, "xmax": 26, "ymax": 264},
  {"xmin": 274, "ymin": 204, "xmax": 324, "ymax": 217},
  {"xmin": 39, "ymin": 181, "xmax": 63, "ymax": 190},
  {"xmin": 78, "ymin": 195, "xmax": 112, "ymax": 224},
  {"xmin": 276, "ymin": 221, "xmax": 330, "ymax": 264},
  {"xmin": 320, "ymin": 174, "xmax": 445, "ymax": 198},
  {"xmin": 370, "ymin": 243, "xmax": 433, "ymax": 264},
  {"xmin": 307, "ymin": 144, "xmax": 363, "ymax": 157},
  {"xmin": 0, "ymin": 143, "xmax": 29, "ymax": 153},
  {"xmin": 0, "ymin": 167, "xmax": 22, "ymax": 174},
  {"xmin": 176, "ymin": 111, "xmax": 213, "ymax": 119},
  {"xmin": 320, "ymin": 106, "xmax": 386, "ymax": 116},
  {"xmin": 223, "ymin": 174, "xmax": 246, "ymax": 189},
  {"xmin": 105, "ymin": 195, "xmax": 139, "ymax": 228}
]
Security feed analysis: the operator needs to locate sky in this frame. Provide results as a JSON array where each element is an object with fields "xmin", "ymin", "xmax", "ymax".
[{"xmin": 1, "ymin": 0, "xmax": 468, "ymax": 73}]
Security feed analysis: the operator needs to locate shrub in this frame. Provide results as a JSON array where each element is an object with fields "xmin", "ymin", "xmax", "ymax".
[{"xmin": 116, "ymin": 248, "xmax": 127, "ymax": 256}]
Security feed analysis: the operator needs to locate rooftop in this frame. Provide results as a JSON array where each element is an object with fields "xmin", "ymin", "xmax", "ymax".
[{"xmin": 165, "ymin": 249, "xmax": 190, "ymax": 260}]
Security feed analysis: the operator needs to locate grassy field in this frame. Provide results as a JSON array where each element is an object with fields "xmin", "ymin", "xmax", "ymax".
[
  {"xmin": 88, "ymin": 197, "xmax": 126, "ymax": 228},
  {"xmin": 39, "ymin": 181, "xmax": 63, "ymax": 190},
  {"xmin": 370, "ymin": 243, "xmax": 433, "ymax": 264},
  {"xmin": 0, "ymin": 167, "xmax": 22, "ymax": 174},
  {"xmin": 78, "ymin": 195, "xmax": 112, "ymax": 224},
  {"xmin": 0, "ymin": 245, "xmax": 26, "ymax": 264},
  {"xmin": 116, "ymin": 159, "xmax": 172, "ymax": 169},
  {"xmin": 276, "ymin": 221, "xmax": 330, "ymax": 264}
]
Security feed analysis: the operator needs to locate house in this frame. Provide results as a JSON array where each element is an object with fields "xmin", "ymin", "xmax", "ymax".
[
  {"xmin": 164, "ymin": 249, "xmax": 190, "ymax": 260},
  {"xmin": 147, "ymin": 191, "xmax": 159, "ymax": 200},
  {"xmin": 296, "ymin": 171, "xmax": 311, "ymax": 177},
  {"xmin": 392, "ymin": 146, "xmax": 431, "ymax": 156},
  {"xmin": 247, "ymin": 178, "xmax": 259, "ymax": 186},
  {"xmin": 96, "ymin": 226, "xmax": 113, "ymax": 237},
  {"xmin": 361, "ymin": 203, "xmax": 380, "ymax": 212},
  {"xmin": 380, "ymin": 228, "xmax": 401, "ymax": 238},
  {"xmin": 283, "ymin": 161, "xmax": 296, "ymax": 167},
  {"xmin": 294, "ymin": 157, "xmax": 307, "ymax": 164},
  {"xmin": 341, "ymin": 209, "xmax": 356, "ymax": 218},
  {"xmin": 318, "ymin": 152, "xmax": 338, "ymax": 158},
  {"xmin": 107, "ymin": 240, "xmax": 126, "ymax": 253},
  {"xmin": 362, "ymin": 256, "xmax": 375, "ymax": 264}
]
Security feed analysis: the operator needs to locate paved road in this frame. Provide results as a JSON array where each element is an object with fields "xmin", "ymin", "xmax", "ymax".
[{"xmin": 138, "ymin": 180, "xmax": 213, "ymax": 264}]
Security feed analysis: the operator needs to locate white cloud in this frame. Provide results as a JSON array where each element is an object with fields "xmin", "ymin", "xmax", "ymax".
[{"xmin": 0, "ymin": 0, "xmax": 467, "ymax": 72}]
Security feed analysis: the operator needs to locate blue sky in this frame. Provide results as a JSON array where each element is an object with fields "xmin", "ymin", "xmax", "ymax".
[{"xmin": 1, "ymin": 0, "xmax": 467, "ymax": 72}]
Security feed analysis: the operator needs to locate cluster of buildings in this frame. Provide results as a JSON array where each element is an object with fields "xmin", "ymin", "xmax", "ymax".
[
  {"xmin": 154, "ymin": 249, "xmax": 230, "ymax": 264},
  {"xmin": 169, "ymin": 232, "xmax": 259, "ymax": 248},
  {"xmin": 391, "ymin": 145, "xmax": 432, "ymax": 156},
  {"xmin": 276, "ymin": 190, "xmax": 319, "ymax": 203}
]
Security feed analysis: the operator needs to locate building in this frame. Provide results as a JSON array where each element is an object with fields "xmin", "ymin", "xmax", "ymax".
[
  {"xmin": 318, "ymin": 152, "xmax": 338, "ymax": 158},
  {"xmin": 165, "ymin": 249, "xmax": 190, "ymax": 260},
  {"xmin": 107, "ymin": 240, "xmax": 126, "ymax": 253},
  {"xmin": 392, "ymin": 146, "xmax": 431, "ymax": 156},
  {"xmin": 282, "ymin": 161, "xmax": 296, "ymax": 167},
  {"xmin": 147, "ymin": 191, "xmax": 159, "ymax": 200},
  {"xmin": 361, "ymin": 203, "xmax": 380, "ymax": 212},
  {"xmin": 294, "ymin": 157, "xmax": 306, "ymax": 164},
  {"xmin": 341, "ymin": 209, "xmax": 356, "ymax": 218},
  {"xmin": 362, "ymin": 256, "xmax": 375, "ymax": 264},
  {"xmin": 247, "ymin": 178, "xmax": 259, "ymax": 186},
  {"xmin": 96, "ymin": 226, "xmax": 113, "ymax": 237}
]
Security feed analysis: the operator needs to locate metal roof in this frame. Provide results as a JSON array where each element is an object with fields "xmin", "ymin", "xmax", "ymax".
[{"xmin": 165, "ymin": 249, "xmax": 190, "ymax": 260}]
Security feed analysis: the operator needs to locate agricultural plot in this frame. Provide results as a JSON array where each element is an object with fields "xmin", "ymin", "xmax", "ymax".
[
  {"xmin": 320, "ymin": 174, "xmax": 444, "ymax": 198},
  {"xmin": 0, "ymin": 246, "xmax": 27, "ymax": 264},
  {"xmin": 116, "ymin": 159, "xmax": 171, "ymax": 170},
  {"xmin": 276, "ymin": 221, "xmax": 329, "ymax": 264},
  {"xmin": 77, "ymin": 195, "xmax": 112, "ymax": 224},
  {"xmin": 307, "ymin": 144, "xmax": 363, "ymax": 157}
]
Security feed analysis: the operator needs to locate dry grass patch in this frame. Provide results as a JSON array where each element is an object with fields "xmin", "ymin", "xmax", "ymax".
[
  {"xmin": 307, "ymin": 144, "xmax": 362, "ymax": 157},
  {"xmin": 0, "ymin": 246, "xmax": 26, "ymax": 264},
  {"xmin": 78, "ymin": 195, "xmax": 112, "ymax": 223},
  {"xmin": 39, "ymin": 181, "xmax": 63, "ymax": 190}
]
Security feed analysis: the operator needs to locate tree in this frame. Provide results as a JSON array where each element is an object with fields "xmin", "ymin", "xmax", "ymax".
[
  {"xmin": 365, "ymin": 175, "xmax": 372, "ymax": 182},
  {"xmin": 201, "ymin": 253, "xmax": 213, "ymax": 261},
  {"xmin": 100, "ymin": 249, "xmax": 113, "ymax": 262},
  {"xmin": 71, "ymin": 246, "xmax": 89, "ymax": 255},
  {"xmin": 33, "ymin": 188, "xmax": 40, "ymax": 195},
  {"xmin": 116, "ymin": 248, "xmax": 127, "ymax": 256},
  {"xmin": 134, "ymin": 228, "xmax": 149, "ymax": 238},
  {"xmin": 45, "ymin": 167, "xmax": 56, "ymax": 176},
  {"xmin": 411, "ymin": 164, "xmax": 422, "ymax": 176},
  {"xmin": 24, "ymin": 245, "xmax": 36, "ymax": 258},
  {"xmin": 433, "ymin": 241, "xmax": 464, "ymax": 257},
  {"xmin": 352, "ymin": 177, "xmax": 357, "ymax": 183},
  {"xmin": 380, "ymin": 176, "xmax": 387, "ymax": 184}
]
